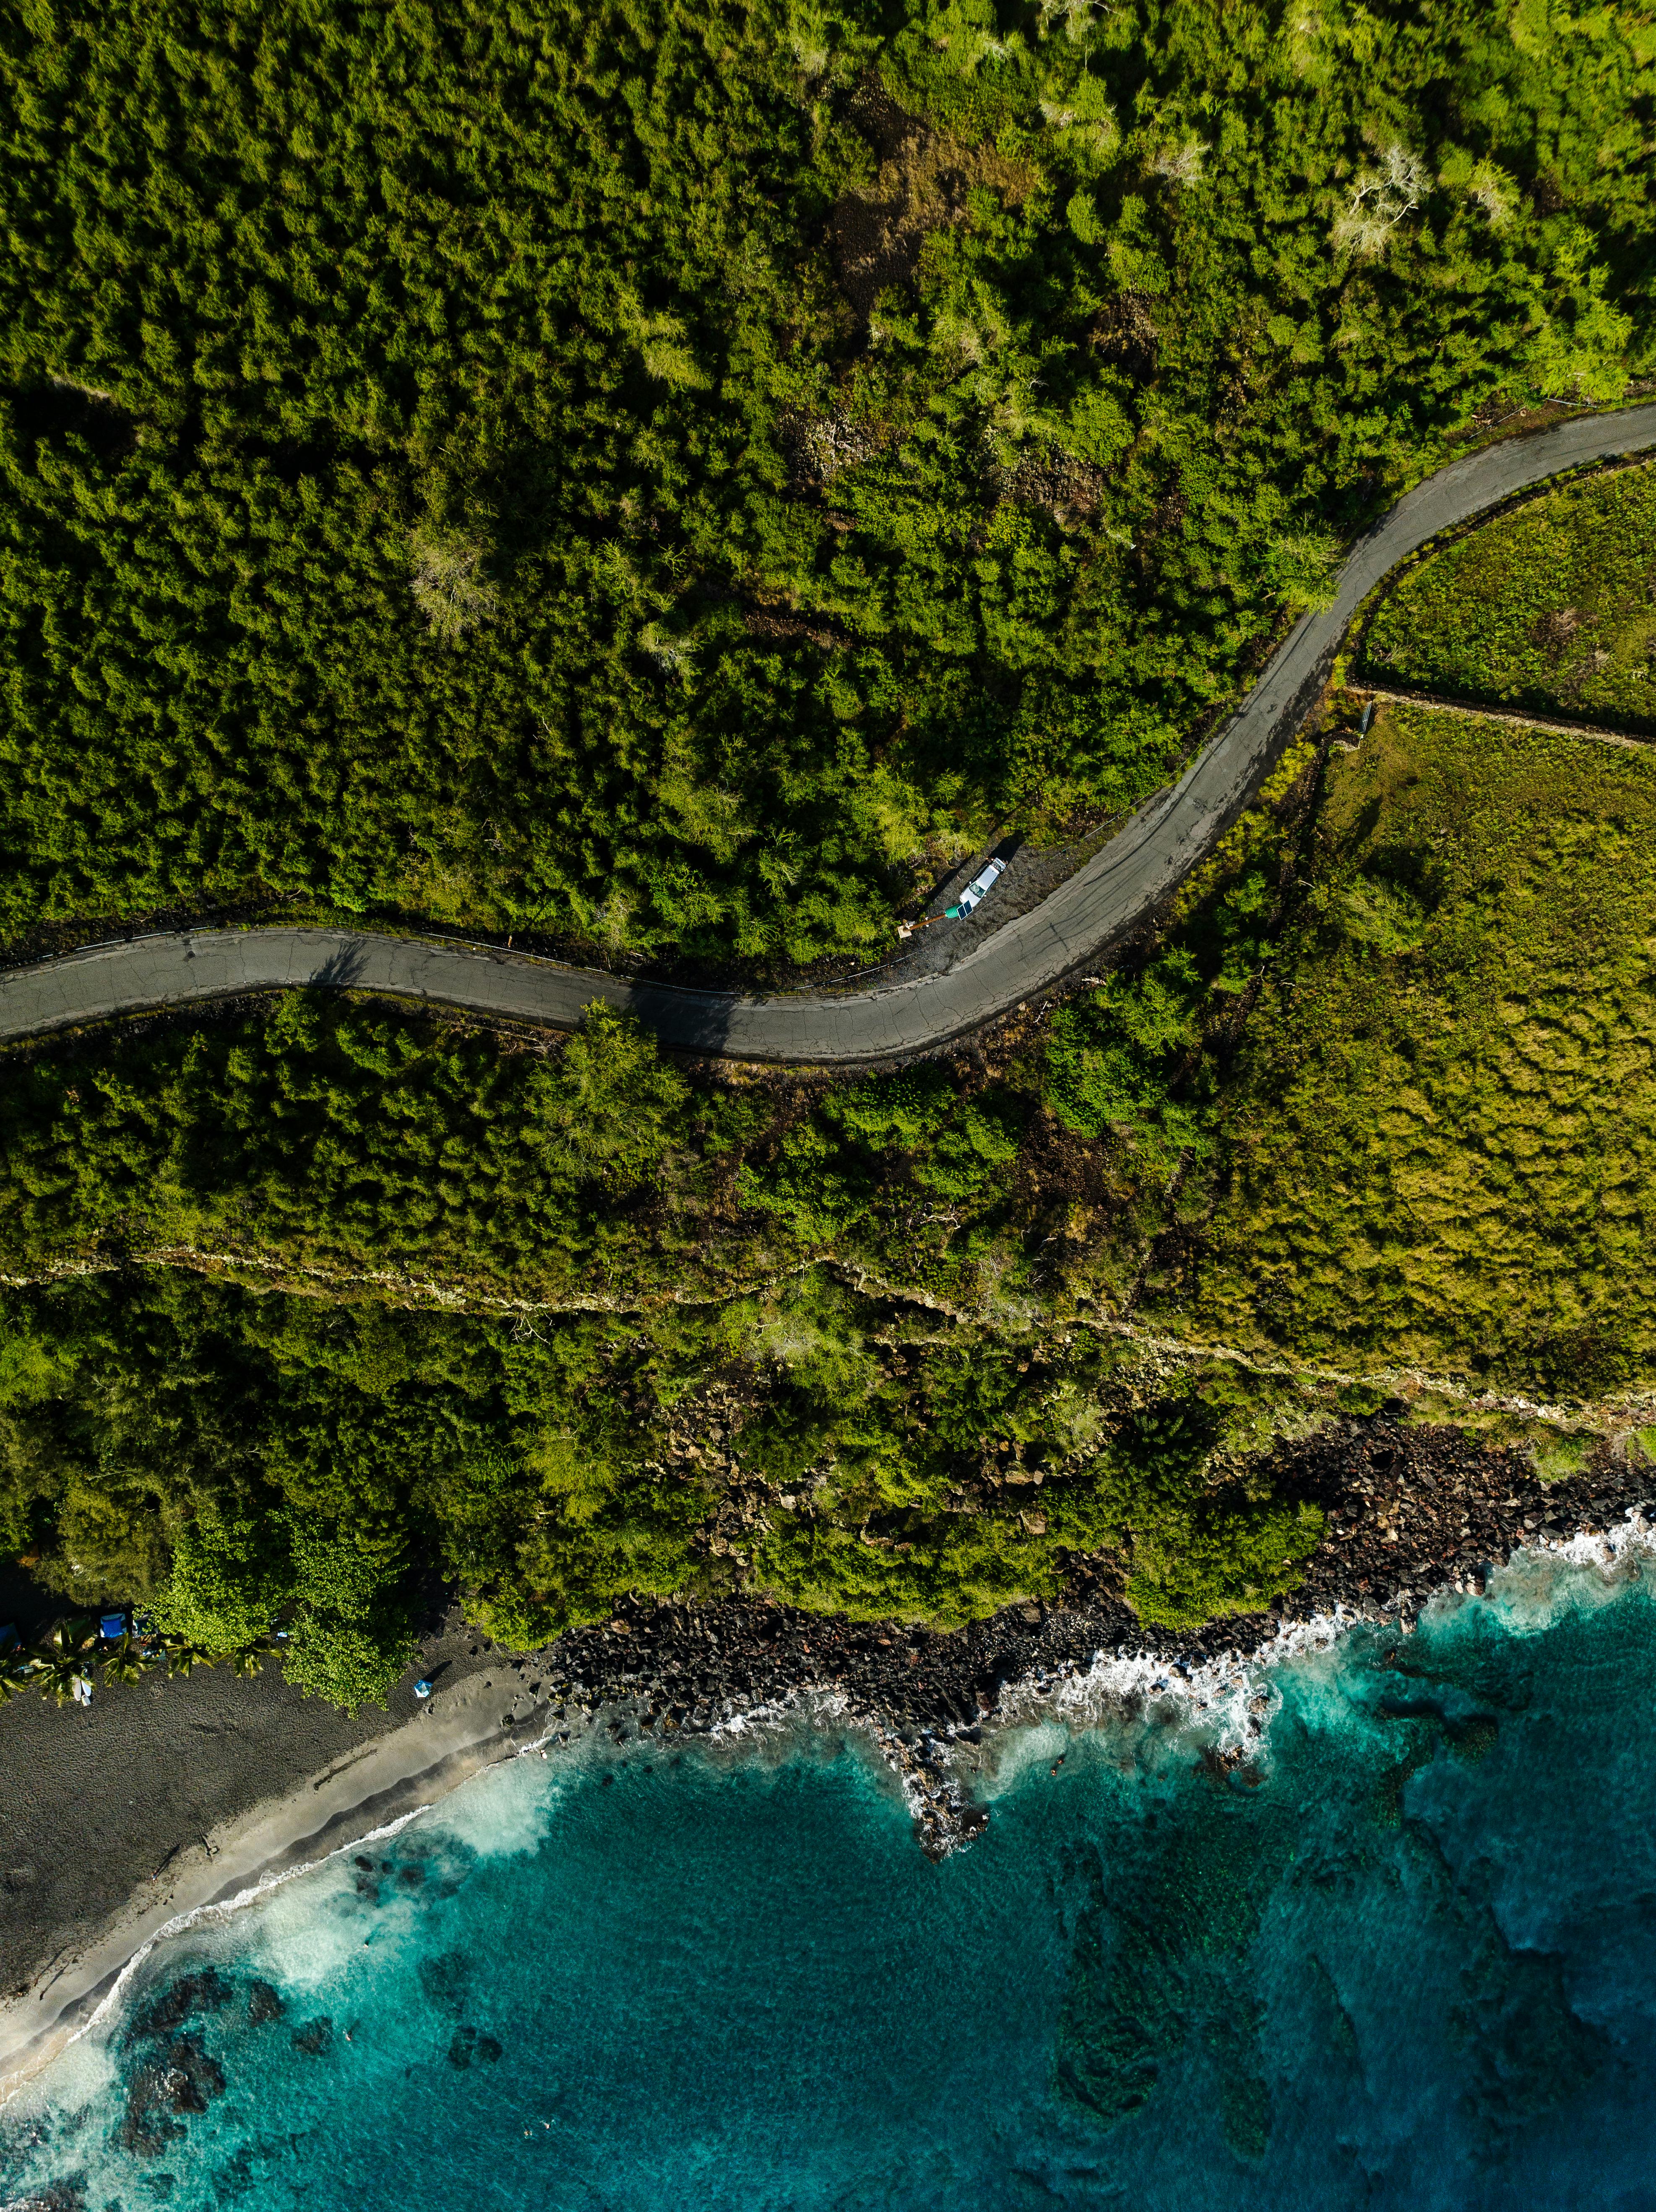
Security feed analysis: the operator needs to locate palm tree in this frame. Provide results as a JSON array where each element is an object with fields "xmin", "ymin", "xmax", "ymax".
[
  {"xmin": 101, "ymin": 1633, "xmax": 146, "ymax": 1689},
  {"xmin": 29, "ymin": 1620, "xmax": 99, "ymax": 1704},
  {"xmin": 159, "ymin": 1635, "xmax": 207, "ymax": 1677}
]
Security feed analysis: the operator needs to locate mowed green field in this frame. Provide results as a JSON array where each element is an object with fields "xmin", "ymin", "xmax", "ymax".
[
  {"xmin": 1363, "ymin": 458, "xmax": 1656, "ymax": 730},
  {"xmin": 1161, "ymin": 703, "xmax": 1656, "ymax": 1394}
]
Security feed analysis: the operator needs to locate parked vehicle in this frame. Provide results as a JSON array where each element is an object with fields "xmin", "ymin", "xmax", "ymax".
[{"xmin": 947, "ymin": 857, "xmax": 1006, "ymax": 919}]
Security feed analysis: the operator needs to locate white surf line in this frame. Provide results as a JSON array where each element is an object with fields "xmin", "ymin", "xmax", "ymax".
[
  {"xmin": 0, "ymin": 1666, "xmax": 550, "ymax": 2107},
  {"xmin": 979, "ymin": 1509, "xmax": 1656, "ymax": 1780},
  {"xmin": 11, "ymin": 1509, "xmax": 1656, "ymax": 2098},
  {"xmin": 12, "ymin": 1805, "xmax": 432, "ymax": 2111},
  {"xmin": 1523, "ymin": 1508, "xmax": 1656, "ymax": 1576}
]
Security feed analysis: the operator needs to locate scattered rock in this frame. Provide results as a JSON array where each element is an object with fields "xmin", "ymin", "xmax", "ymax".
[
  {"xmin": 509, "ymin": 1420, "xmax": 1656, "ymax": 1856},
  {"xmin": 118, "ymin": 2033, "xmax": 226, "ymax": 2154},
  {"xmin": 446, "ymin": 2024, "xmax": 504, "ymax": 2069},
  {"xmin": 418, "ymin": 1950, "xmax": 471, "ymax": 2016},
  {"xmin": 130, "ymin": 1970, "xmax": 233, "ymax": 2043}
]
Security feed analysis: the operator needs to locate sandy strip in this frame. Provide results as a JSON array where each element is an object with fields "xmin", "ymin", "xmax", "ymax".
[{"xmin": 0, "ymin": 1668, "xmax": 552, "ymax": 2105}]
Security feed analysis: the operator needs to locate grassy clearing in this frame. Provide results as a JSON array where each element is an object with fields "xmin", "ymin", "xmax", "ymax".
[
  {"xmin": 1363, "ymin": 459, "xmax": 1656, "ymax": 730},
  {"xmin": 1157, "ymin": 703, "xmax": 1656, "ymax": 1393}
]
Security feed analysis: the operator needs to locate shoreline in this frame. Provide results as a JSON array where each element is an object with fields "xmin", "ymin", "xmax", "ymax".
[
  {"xmin": 0, "ymin": 1667, "xmax": 549, "ymax": 2105},
  {"xmin": 5, "ymin": 1415, "xmax": 1654, "ymax": 2102}
]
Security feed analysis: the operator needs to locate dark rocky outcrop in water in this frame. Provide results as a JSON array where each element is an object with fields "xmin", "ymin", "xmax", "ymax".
[
  {"xmin": 107, "ymin": 1968, "xmax": 284, "ymax": 2160},
  {"xmin": 117, "ymin": 2033, "xmax": 227, "ymax": 2156},
  {"xmin": 128, "ymin": 1968, "xmax": 233, "ymax": 2044},
  {"xmin": 446, "ymin": 2025, "xmax": 503, "ymax": 2069}
]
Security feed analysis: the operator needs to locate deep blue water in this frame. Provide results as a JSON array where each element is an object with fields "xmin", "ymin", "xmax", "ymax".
[{"xmin": 11, "ymin": 1547, "xmax": 1656, "ymax": 2211}]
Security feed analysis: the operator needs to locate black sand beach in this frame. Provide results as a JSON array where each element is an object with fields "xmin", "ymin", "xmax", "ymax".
[
  {"xmin": 4, "ymin": 1414, "xmax": 1653, "ymax": 2063},
  {"xmin": 0, "ymin": 1608, "xmax": 510, "ymax": 2007}
]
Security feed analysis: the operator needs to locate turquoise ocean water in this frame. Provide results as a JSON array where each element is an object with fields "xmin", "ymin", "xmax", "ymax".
[{"xmin": 9, "ymin": 1544, "xmax": 1656, "ymax": 2211}]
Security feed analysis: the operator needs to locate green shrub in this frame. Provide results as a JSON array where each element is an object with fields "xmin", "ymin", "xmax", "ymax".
[
  {"xmin": 1532, "ymin": 1432, "xmax": 1592, "ymax": 1484},
  {"xmin": 146, "ymin": 1515, "xmax": 291, "ymax": 1655}
]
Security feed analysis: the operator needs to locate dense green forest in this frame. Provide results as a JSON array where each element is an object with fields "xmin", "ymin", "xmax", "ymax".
[
  {"xmin": 4, "ymin": 0, "xmax": 1656, "ymax": 1709},
  {"xmin": 10, "ymin": 700, "xmax": 1656, "ymax": 1703},
  {"xmin": 1364, "ymin": 456, "xmax": 1656, "ymax": 728},
  {"xmin": 0, "ymin": 739, "xmax": 1315, "ymax": 1320},
  {"xmin": 0, "ymin": 741, "xmax": 1337, "ymax": 1700},
  {"xmin": 1, "ymin": 0, "xmax": 1652, "ymax": 966},
  {"xmin": 0, "ymin": 1270, "xmax": 1323, "ymax": 1704}
]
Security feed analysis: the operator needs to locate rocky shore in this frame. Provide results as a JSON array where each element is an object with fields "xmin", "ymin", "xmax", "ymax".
[
  {"xmin": 482, "ymin": 1418, "xmax": 1656, "ymax": 1854},
  {"xmin": 6, "ymin": 1414, "xmax": 1653, "ymax": 2051}
]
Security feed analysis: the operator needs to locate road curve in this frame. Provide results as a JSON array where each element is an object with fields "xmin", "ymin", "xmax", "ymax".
[{"xmin": 5, "ymin": 405, "xmax": 1656, "ymax": 1066}]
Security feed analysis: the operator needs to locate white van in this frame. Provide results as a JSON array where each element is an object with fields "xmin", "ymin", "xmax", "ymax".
[{"xmin": 947, "ymin": 856, "xmax": 1006, "ymax": 919}]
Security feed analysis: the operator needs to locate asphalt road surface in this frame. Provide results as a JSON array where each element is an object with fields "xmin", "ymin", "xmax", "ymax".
[{"xmin": 5, "ymin": 404, "xmax": 1655, "ymax": 1065}]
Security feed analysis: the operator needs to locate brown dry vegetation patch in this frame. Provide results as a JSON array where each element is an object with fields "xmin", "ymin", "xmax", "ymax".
[
  {"xmin": 1088, "ymin": 292, "xmax": 1160, "ymax": 383},
  {"xmin": 1528, "ymin": 604, "xmax": 1582, "ymax": 657},
  {"xmin": 1012, "ymin": 1106, "xmax": 1120, "ymax": 1220},
  {"xmin": 742, "ymin": 608, "xmax": 851, "ymax": 651},
  {"xmin": 831, "ymin": 77, "xmax": 1038, "ymax": 318},
  {"xmin": 989, "ymin": 449, "xmax": 1112, "ymax": 530}
]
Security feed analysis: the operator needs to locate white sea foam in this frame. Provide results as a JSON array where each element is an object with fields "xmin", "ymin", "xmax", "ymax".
[
  {"xmin": 708, "ymin": 1685, "xmax": 849, "ymax": 1738},
  {"xmin": 963, "ymin": 1510, "xmax": 1656, "ymax": 1802},
  {"xmin": 0, "ymin": 1807, "xmax": 427, "ymax": 2117},
  {"xmin": 14, "ymin": 1516, "xmax": 1655, "ymax": 2112},
  {"xmin": 420, "ymin": 1748, "xmax": 560, "ymax": 1861},
  {"xmin": 979, "ymin": 1603, "xmax": 1359, "ymax": 1788}
]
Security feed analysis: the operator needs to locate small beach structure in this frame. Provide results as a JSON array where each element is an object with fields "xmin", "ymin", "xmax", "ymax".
[
  {"xmin": 946, "ymin": 856, "xmax": 1005, "ymax": 919},
  {"xmin": 99, "ymin": 1612, "xmax": 128, "ymax": 1641}
]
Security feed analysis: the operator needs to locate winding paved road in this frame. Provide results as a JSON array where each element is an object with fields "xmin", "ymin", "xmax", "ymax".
[{"xmin": 5, "ymin": 406, "xmax": 1656, "ymax": 1065}]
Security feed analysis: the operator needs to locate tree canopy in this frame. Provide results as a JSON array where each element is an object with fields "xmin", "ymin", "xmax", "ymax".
[{"xmin": 0, "ymin": 0, "xmax": 1649, "ymax": 965}]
